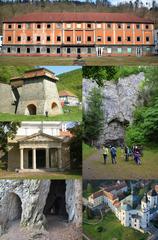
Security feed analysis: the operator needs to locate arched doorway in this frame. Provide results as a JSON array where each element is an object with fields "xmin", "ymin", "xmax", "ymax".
[
  {"xmin": 51, "ymin": 102, "xmax": 59, "ymax": 114},
  {"xmin": 26, "ymin": 104, "xmax": 37, "ymax": 115},
  {"xmin": 7, "ymin": 193, "xmax": 22, "ymax": 222},
  {"xmin": 43, "ymin": 180, "xmax": 68, "ymax": 221}
]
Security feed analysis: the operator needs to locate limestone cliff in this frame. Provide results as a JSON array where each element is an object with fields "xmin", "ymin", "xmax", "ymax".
[{"xmin": 83, "ymin": 72, "xmax": 145, "ymax": 145}]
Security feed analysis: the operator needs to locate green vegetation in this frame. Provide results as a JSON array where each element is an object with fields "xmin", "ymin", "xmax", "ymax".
[
  {"xmin": 83, "ymin": 87, "xmax": 104, "ymax": 145},
  {"xmin": 82, "ymin": 66, "xmax": 145, "ymax": 86},
  {"xmin": 83, "ymin": 211, "xmax": 148, "ymax": 240},
  {"xmin": 125, "ymin": 67, "xmax": 158, "ymax": 146},
  {"xmin": 69, "ymin": 123, "xmax": 82, "ymax": 169},
  {"xmin": 0, "ymin": 66, "xmax": 32, "ymax": 83},
  {"xmin": 83, "ymin": 143, "xmax": 158, "ymax": 179},
  {"xmin": 0, "ymin": 56, "xmax": 158, "ymax": 66},
  {"xmin": 0, "ymin": 106, "xmax": 82, "ymax": 121},
  {"xmin": 57, "ymin": 69, "xmax": 82, "ymax": 101},
  {"xmin": 0, "ymin": 122, "xmax": 20, "ymax": 153},
  {"xmin": 83, "ymin": 143, "xmax": 98, "ymax": 159}
]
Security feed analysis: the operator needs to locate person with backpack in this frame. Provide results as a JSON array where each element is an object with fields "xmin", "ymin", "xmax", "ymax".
[
  {"xmin": 133, "ymin": 146, "xmax": 141, "ymax": 165},
  {"xmin": 110, "ymin": 146, "xmax": 117, "ymax": 164}
]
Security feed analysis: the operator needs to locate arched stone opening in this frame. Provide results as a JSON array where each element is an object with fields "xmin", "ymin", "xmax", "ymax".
[
  {"xmin": 43, "ymin": 180, "xmax": 68, "ymax": 221},
  {"xmin": 25, "ymin": 104, "xmax": 37, "ymax": 115},
  {"xmin": 51, "ymin": 102, "xmax": 59, "ymax": 113},
  {"xmin": 7, "ymin": 193, "xmax": 22, "ymax": 222}
]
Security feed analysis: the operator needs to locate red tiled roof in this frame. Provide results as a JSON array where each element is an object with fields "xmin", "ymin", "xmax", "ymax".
[
  {"xmin": 10, "ymin": 68, "xmax": 58, "ymax": 82},
  {"xmin": 92, "ymin": 191, "xmax": 104, "ymax": 199},
  {"xmin": 59, "ymin": 90, "xmax": 77, "ymax": 97},
  {"xmin": 101, "ymin": 181, "xmax": 127, "ymax": 192},
  {"xmin": 60, "ymin": 130, "xmax": 73, "ymax": 138},
  {"xmin": 4, "ymin": 12, "xmax": 153, "ymax": 24}
]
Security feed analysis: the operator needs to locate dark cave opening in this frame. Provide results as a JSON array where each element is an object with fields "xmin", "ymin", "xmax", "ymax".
[
  {"xmin": 43, "ymin": 180, "xmax": 68, "ymax": 220},
  {"xmin": 7, "ymin": 193, "xmax": 22, "ymax": 223}
]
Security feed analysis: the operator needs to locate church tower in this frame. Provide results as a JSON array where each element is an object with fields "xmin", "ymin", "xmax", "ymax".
[{"xmin": 141, "ymin": 193, "xmax": 150, "ymax": 229}]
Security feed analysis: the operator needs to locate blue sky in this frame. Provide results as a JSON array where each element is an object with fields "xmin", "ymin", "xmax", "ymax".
[{"xmin": 39, "ymin": 66, "xmax": 81, "ymax": 75}]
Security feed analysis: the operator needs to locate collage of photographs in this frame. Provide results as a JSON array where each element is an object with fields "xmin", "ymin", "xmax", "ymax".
[{"xmin": 0, "ymin": 0, "xmax": 158, "ymax": 240}]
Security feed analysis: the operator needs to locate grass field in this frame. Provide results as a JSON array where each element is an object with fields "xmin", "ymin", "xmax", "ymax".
[
  {"xmin": 0, "ymin": 170, "xmax": 81, "ymax": 179},
  {"xmin": 83, "ymin": 143, "xmax": 158, "ymax": 179},
  {"xmin": 0, "ymin": 55, "xmax": 158, "ymax": 66},
  {"xmin": 83, "ymin": 210, "xmax": 148, "ymax": 240},
  {"xmin": 0, "ymin": 106, "xmax": 82, "ymax": 121}
]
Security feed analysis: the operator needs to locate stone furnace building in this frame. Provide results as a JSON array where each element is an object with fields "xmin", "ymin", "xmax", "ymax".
[
  {"xmin": 0, "ymin": 68, "xmax": 63, "ymax": 116},
  {"xmin": 7, "ymin": 121, "xmax": 71, "ymax": 172}
]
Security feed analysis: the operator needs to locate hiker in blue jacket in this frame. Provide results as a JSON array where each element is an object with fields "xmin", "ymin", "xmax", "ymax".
[{"xmin": 110, "ymin": 146, "xmax": 117, "ymax": 164}]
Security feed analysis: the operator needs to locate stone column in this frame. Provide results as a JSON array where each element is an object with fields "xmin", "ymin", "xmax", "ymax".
[
  {"xmin": 58, "ymin": 148, "xmax": 62, "ymax": 169},
  {"xmin": 20, "ymin": 148, "xmax": 24, "ymax": 170},
  {"xmin": 33, "ymin": 148, "xmax": 36, "ymax": 170},
  {"xmin": 46, "ymin": 148, "xmax": 49, "ymax": 169}
]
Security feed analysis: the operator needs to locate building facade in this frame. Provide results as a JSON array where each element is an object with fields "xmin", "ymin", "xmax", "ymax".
[
  {"xmin": 0, "ymin": 68, "xmax": 63, "ymax": 116},
  {"xmin": 7, "ymin": 121, "xmax": 71, "ymax": 172},
  {"xmin": 2, "ymin": 12, "xmax": 155, "ymax": 56},
  {"xmin": 59, "ymin": 90, "xmax": 79, "ymax": 106},
  {"xmin": 88, "ymin": 182, "xmax": 158, "ymax": 233}
]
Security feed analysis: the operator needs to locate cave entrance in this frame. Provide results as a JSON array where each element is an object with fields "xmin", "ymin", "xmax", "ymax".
[
  {"xmin": 7, "ymin": 193, "xmax": 22, "ymax": 223},
  {"xmin": 43, "ymin": 180, "xmax": 68, "ymax": 221}
]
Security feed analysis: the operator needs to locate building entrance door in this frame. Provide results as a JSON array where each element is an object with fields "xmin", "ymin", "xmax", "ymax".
[
  {"xmin": 96, "ymin": 47, "xmax": 103, "ymax": 56},
  {"xmin": 136, "ymin": 47, "xmax": 142, "ymax": 57}
]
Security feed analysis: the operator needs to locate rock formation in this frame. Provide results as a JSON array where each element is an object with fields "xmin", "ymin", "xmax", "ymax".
[
  {"xmin": 0, "ymin": 180, "xmax": 82, "ymax": 239},
  {"xmin": 83, "ymin": 72, "xmax": 145, "ymax": 145}
]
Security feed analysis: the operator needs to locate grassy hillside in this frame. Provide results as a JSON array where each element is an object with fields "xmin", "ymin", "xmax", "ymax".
[
  {"xmin": 0, "ymin": 67, "xmax": 82, "ymax": 102},
  {"xmin": 57, "ymin": 69, "xmax": 82, "ymax": 101},
  {"xmin": 0, "ymin": 2, "xmax": 158, "ymax": 34},
  {"xmin": 0, "ymin": 66, "xmax": 32, "ymax": 83}
]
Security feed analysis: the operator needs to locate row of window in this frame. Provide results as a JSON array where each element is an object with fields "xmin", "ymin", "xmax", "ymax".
[
  {"xmin": 7, "ymin": 23, "xmax": 151, "ymax": 30},
  {"xmin": 6, "ymin": 47, "xmax": 88, "ymax": 54},
  {"xmin": 6, "ymin": 46, "xmax": 151, "ymax": 54},
  {"xmin": 7, "ymin": 35, "xmax": 151, "ymax": 43}
]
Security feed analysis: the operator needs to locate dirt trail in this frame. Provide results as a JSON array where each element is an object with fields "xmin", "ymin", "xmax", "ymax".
[{"xmin": 0, "ymin": 217, "xmax": 81, "ymax": 240}]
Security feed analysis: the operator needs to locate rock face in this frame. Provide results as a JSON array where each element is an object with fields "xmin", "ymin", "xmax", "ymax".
[
  {"xmin": 83, "ymin": 72, "xmax": 145, "ymax": 145},
  {"xmin": 0, "ymin": 180, "xmax": 82, "ymax": 238}
]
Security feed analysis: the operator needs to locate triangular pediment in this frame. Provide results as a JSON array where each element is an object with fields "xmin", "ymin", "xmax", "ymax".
[{"xmin": 18, "ymin": 132, "xmax": 63, "ymax": 143}]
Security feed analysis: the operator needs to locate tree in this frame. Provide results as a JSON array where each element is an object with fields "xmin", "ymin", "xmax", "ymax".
[
  {"xmin": 83, "ymin": 87, "xmax": 104, "ymax": 145},
  {"xmin": 69, "ymin": 123, "xmax": 82, "ymax": 169},
  {"xmin": 87, "ymin": 182, "xmax": 93, "ymax": 193},
  {"xmin": 82, "ymin": 66, "xmax": 118, "ymax": 86},
  {"xmin": 0, "ymin": 122, "xmax": 21, "ymax": 153}
]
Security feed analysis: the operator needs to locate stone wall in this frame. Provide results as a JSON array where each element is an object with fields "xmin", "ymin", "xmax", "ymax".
[
  {"xmin": 0, "ymin": 83, "xmax": 15, "ymax": 114},
  {"xmin": 83, "ymin": 72, "xmax": 145, "ymax": 145}
]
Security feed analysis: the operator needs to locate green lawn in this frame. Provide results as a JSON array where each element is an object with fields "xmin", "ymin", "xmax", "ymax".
[
  {"xmin": 83, "ymin": 143, "xmax": 158, "ymax": 179},
  {"xmin": 0, "ymin": 170, "xmax": 81, "ymax": 179},
  {"xmin": 0, "ymin": 106, "xmax": 82, "ymax": 121},
  {"xmin": 83, "ymin": 143, "xmax": 97, "ymax": 159},
  {"xmin": 0, "ymin": 55, "xmax": 158, "ymax": 66},
  {"xmin": 83, "ymin": 211, "xmax": 148, "ymax": 240}
]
